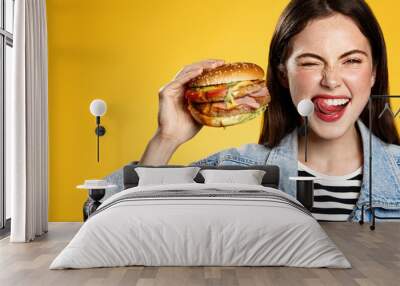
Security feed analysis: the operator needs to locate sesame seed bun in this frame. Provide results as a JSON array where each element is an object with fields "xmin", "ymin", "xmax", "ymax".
[{"xmin": 187, "ymin": 62, "xmax": 265, "ymax": 87}]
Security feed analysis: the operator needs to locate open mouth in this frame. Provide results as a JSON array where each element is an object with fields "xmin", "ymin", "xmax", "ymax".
[{"xmin": 312, "ymin": 97, "xmax": 351, "ymax": 122}]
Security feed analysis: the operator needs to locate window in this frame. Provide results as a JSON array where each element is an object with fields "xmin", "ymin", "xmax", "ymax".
[{"xmin": 0, "ymin": 0, "xmax": 14, "ymax": 236}]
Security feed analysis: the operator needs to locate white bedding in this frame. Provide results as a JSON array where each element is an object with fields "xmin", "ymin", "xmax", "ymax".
[{"xmin": 50, "ymin": 183, "xmax": 351, "ymax": 269}]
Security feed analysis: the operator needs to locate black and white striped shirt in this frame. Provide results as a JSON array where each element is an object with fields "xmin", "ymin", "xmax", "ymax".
[{"xmin": 298, "ymin": 161, "xmax": 362, "ymax": 221}]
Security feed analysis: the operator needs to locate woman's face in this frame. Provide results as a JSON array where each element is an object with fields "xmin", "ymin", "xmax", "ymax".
[{"xmin": 283, "ymin": 13, "xmax": 376, "ymax": 139}]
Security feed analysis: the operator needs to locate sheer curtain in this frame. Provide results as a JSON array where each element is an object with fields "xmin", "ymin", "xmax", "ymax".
[{"xmin": 8, "ymin": 0, "xmax": 49, "ymax": 242}]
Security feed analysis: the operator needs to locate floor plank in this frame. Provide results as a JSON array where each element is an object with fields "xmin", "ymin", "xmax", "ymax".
[{"xmin": 0, "ymin": 222, "xmax": 399, "ymax": 286}]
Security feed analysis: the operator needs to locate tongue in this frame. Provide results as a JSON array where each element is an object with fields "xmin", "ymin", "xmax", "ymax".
[{"xmin": 314, "ymin": 98, "xmax": 346, "ymax": 114}]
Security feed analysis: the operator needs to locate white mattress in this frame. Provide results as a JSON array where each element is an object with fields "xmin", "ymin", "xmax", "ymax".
[{"xmin": 50, "ymin": 183, "xmax": 351, "ymax": 269}]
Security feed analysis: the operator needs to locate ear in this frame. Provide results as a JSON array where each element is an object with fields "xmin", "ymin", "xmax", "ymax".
[{"xmin": 277, "ymin": 64, "xmax": 289, "ymax": 89}]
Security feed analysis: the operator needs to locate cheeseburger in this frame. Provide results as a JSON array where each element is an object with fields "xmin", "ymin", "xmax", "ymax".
[{"xmin": 184, "ymin": 62, "xmax": 270, "ymax": 127}]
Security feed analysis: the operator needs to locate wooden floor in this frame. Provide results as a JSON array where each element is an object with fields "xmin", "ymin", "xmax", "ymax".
[{"xmin": 0, "ymin": 222, "xmax": 399, "ymax": 286}]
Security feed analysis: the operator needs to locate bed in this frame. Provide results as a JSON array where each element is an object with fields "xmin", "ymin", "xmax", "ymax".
[{"xmin": 49, "ymin": 164, "xmax": 350, "ymax": 269}]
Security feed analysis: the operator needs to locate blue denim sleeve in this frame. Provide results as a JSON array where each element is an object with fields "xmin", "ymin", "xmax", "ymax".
[
  {"xmin": 188, "ymin": 151, "xmax": 222, "ymax": 167},
  {"xmin": 189, "ymin": 144, "xmax": 269, "ymax": 167},
  {"xmin": 188, "ymin": 146, "xmax": 247, "ymax": 166}
]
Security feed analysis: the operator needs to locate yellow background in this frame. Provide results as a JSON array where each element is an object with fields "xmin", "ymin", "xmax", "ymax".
[{"xmin": 46, "ymin": 0, "xmax": 400, "ymax": 221}]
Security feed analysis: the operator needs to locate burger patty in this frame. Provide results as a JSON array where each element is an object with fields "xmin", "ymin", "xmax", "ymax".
[
  {"xmin": 191, "ymin": 94, "xmax": 270, "ymax": 117},
  {"xmin": 232, "ymin": 80, "xmax": 267, "ymax": 99}
]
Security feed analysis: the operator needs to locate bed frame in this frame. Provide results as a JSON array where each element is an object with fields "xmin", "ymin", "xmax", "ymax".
[{"xmin": 83, "ymin": 163, "xmax": 280, "ymax": 221}]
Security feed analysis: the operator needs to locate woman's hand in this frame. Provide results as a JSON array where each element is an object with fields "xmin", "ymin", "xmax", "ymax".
[{"xmin": 155, "ymin": 59, "xmax": 225, "ymax": 146}]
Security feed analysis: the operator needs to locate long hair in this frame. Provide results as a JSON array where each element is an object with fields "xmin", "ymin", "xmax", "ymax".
[{"xmin": 258, "ymin": 0, "xmax": 400, "ymax": 147}]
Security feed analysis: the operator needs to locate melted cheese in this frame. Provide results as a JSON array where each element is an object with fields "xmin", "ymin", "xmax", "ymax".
[
  {"xmin": 223, "ymin": 80, "xmax": 256, "ymax": 108},
  {"xmin": 224, "ymin": 89, "xmax": 238, "ymax": 109},
  {"xmin": 230, "ymin": 80, "xmax": 254, "ymax": 92},
  {"xmin": 225, "ymin": 100, "xmax": 238, "ymax": 109}
]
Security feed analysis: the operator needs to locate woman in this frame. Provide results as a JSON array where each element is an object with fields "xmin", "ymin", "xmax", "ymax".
[{"xmin": 108, "ymin": 0, "xmax": 400, "ymax": 222}]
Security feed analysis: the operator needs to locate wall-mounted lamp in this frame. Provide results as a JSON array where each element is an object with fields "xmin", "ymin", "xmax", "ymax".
[
  {"xmin": 89, "ymin": 99, "xmax": 107, "ymax": 162},
  {"xmin": 297, "ymin": 99, "xmax": 314, "ymax": 162}
]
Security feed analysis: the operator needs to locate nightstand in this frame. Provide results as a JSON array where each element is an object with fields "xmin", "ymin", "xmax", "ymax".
[{"xmin": 77, "ymin": 180, "xmax": 117, "ymax": 221}]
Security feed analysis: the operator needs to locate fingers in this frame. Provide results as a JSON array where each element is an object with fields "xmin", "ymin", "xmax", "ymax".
[
  {"xmin": 159, "ymin": 69, "xmax": 202, "ymax": 96},
  {"xmin": 160, "ymin": 59, "xmax": 225, "ymax": 99},
  {"xmin": 185, "ymin": 59, "xmax": 225, "ymax": 72},
  {"xmin": 191, "ymin": 58, "xmax": 225, "ymax": 69},
  {"xmin": 174, "ymin": 59, "xmax": 225, "ymax": 80},
  {"xmin": 172, "ymin": 68, "xmax": 205, "ymax": 87}
]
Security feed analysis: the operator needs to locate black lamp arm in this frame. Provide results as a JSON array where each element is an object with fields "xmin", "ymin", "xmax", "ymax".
[{"xmin": 94, "ymin": 116, "xmax": 106, "ymax": 162}]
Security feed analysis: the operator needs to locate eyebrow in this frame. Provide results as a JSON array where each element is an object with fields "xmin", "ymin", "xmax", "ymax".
[{"xmin": 295, "ymin": 49, "xmax": 369, "ymax": 62}]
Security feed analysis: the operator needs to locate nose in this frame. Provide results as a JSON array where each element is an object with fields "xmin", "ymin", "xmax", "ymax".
[{"xmin": 320, "ymin": 66, "xmax": 341, "ymax": 89}]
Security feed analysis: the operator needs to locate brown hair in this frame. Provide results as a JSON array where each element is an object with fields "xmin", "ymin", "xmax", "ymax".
[{"xmin": 258, "ymin": 0, "xmax": 400, "ymax": 147}]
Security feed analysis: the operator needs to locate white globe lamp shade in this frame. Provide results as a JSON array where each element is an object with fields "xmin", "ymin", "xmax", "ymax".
[
  {"xmin": 90, "ymin": 99, "xmax": 107, "ymax": 117},
  {"xmin": 297, "ymin": 99, "xmax": 314, "ymax": 117}
]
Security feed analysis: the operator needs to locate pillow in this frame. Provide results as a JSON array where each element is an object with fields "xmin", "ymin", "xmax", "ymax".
[
  {"xmin": 135, "ymin": 167, "xmax": 201, "ymax": 186},
  {"xmin": 200, "ymin": 169, "xmax": 266, "ymax": 185}
]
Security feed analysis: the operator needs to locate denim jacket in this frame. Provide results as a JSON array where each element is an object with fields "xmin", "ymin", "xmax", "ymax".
[
  {"xmin": 189, "ymin": 119, "xmax": 400, "ymax": 222},
  {"xmin": 104, "ymin": 119, "xmax": 400, "ymax": 222}
]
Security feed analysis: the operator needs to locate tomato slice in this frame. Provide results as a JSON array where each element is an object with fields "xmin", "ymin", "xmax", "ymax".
[
  {"xmin": 185, "ymin": 86, "xmax": 228, "ymax": 101},
  {"xmin": 185, "ymin": 89, "xmax": 203, "ymax": 101},
  {"xmin": 206, "ymin": 87, "xmax": 227, "ymax": 98}
]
